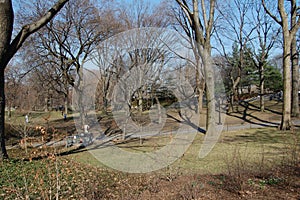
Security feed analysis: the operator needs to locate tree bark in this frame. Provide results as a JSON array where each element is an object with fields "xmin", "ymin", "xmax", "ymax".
[
  {"xmin": 196, "ymin": 74, "xmax": 205, "ymax": 113},
  {"xmin": 78, "ymin": 67, "xmax": 86, "ymax": 127},
  {"xmin": 281, "ymin": 41, "xmax": 292, "ymax": 130},
  {"xmin": 64, "ymin": 79, "xmax": 69, "ymax": 115},
  {"xmin": 280, "ymin": 4, "xmax": 292, "ymax": 129},
  {"xmin": 44, "ymin": 96, "xmax": 49, "ymax": 112},
  {"xmin": 291, "ymin": 5, "xmax": 299, "ymax": 117},
  {"xmin": 195, "ymin": 67, "xmax": 204, "ymax": 113},
  {"xmin": 278, "ymin": 0, "xmax": 293, "ymax": 130},
  {"xmin": 0, "ymin": 69, "xmax": 8, "ymax": 159},
  {"xmin": 0, "ymin": 0, "xmax": 13, "ymax": 159},
  {"xmin": 64, "ymin": 95, "xmax": 68, "ymax": 115},
  {"xmin": 259, "ymin": 63, "xmax": 265, "ymax": 112},
  {"xmin": 154, "ymin": 96, "xmax": 162, "ymax": 124},
  {"xmin": 138, "ymin": 90, "xmax": 143, "ymax": 113},
  {"xmin": 231, "ymin": 76, "xmax": 240, "ymax": 112},
  {"xmin": 7, "ymin": 105, "xmax": 11, "ymax": 118}
]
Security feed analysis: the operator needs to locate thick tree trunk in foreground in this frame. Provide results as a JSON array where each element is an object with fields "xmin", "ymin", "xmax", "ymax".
[
  {"xmin": 291, "ymin": 25, "xmax": 299, "ymax": 117},
  {"xmin": 0, "ymin": 69, "xmax": 8, "ymax": 159},
  {"xmin": 0, "ymin": 0, "xmax": 13, "ymax": 159},
  {"xmin": 0, "ymin": 0, "xmax": 69, "ymax": 159},
  {"xmin": 262, "ymin": 0, "xmax": 299, "ymax": 130},
  {"xmin": 281, "ymin": 44, "xmax": 292, "ymax": 130}
]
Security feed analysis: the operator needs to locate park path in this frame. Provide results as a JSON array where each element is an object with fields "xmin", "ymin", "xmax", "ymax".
[{"xmin": 7, "ymin": 116, "xmax": 300, "ymax": 150}]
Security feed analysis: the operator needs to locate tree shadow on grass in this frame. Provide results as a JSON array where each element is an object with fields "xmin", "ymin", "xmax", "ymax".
[
  {"xmin": 227, "ymin": 101, "xmax": 281, "ymax": 128},
  {"xmin": 222, "ymin": 128, "xmax": 299, "ymax": 145},
  {"xmin": 166, "ymin": 113, "xmax": 206, "ymax": 134},
  {"xmin": 246, "ymin": 101, "xmax": 282, "ymax": 115}
]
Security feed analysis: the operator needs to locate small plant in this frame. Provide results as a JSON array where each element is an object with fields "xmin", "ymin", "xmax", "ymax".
[{"xmin": 247, "ymin": 178, "xmax": 255, "ymax": 186}]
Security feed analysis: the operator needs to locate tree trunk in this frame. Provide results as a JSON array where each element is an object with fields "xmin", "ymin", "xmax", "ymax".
[
  {"xmin": 78, "ymin": 89, "xmax": 86, "ymax": 127},
  {"xmin": 7, "ymin": 105, "xmax": 11, "ymax": 118},
  {"xmin": 64, "ymin": 86, "xmax": 69, "ymax": 115},
  {"xmin": 138, "ymin": 90, "xmax": 143, "ymax": 113},
  {"xmin": 291, "ymin": 30, "xmax": 299, "ymax": 117},
  {"xmin": 0, "ymin": 0, "xmax": 13, "ymax": 159},
  {"xmin": 44, "ymin": 96, "xmax": 49, "ymax": 112},
  {"xmin": 103, "ymin": 96, "xmax": 108, "ymax": 114},
  {"xmin": 0, "ymin": 69, "xmax": 8, "ymax": 159},
  {"xmin": 231, "ymin": 76, "xmax": 240, "ymax": 112},
  {"xmin": 280, "ymin": 38, "xmax": 292, "ymax": 130},
  {"xmin": 196, "ymin": 69, "xmax": 204, "ymax": 113},
  {"xmin": 154, "ymin": 96, "xmax": 162, "ymax": 124},
  {"xmin": 64, "ymin": 96, "xmax": 68, "ymax": 115},
  {"xmin": 204, "ymin": 59, "xmax": 216, "ymax": 131},
  {"xmin": 259, "ymin": 64, "xmax": 265, "ymax": 112},
  {"xmin": 197, "ymin": 80, "xmax": 204, "ymax": 128},
  {"xmin": 198, "ymin": 88, "xmax": 203, "ymax": 112}
]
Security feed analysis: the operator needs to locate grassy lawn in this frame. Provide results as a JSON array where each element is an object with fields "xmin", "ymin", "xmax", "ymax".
[{"xmin": 66, "ymin": 127, "xmax": 299, "ymax": 175}]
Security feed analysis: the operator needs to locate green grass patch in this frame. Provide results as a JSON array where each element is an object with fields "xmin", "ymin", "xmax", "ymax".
[{"xmin": 66, "ymin": 128, "xmax": 300, "ymax": 175}]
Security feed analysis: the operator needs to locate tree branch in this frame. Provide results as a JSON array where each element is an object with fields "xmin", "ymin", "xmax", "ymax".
[
  {"xmin": 6, "ymin": 0, "xmax": 69, "ymax": 65},
  {"xmin": 175, "ymin": 0, "xmax": 194, "ymax": 27},
  {"xmin": 262, "ymin": 0, "xmax": 282, "ymax": 25}
]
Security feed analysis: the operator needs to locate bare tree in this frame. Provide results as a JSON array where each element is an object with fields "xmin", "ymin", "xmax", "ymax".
[
  {"xmin": 262, "ymin": 0, "xmax": 300, "ymax": 130},
  {"xmin": 175, "ymin": 0, "xmax": 216, "ymax": 134},
  {"xmin": 0, "ymin": 0, "xmax": 69, "ymax": 159},
  {"xmin": 171, "ymin": 4, "xmax": 205, "ymax": 113},
  {"xmin": 215, "ymin": 0, "xmax": 257, "ymax": 112},
  {"xmin": 94, "ymin": 28, "xmax": 171, "ymax": 140},
  {"xmin": 92, "ymin": 42, "xmax": 123, "ymax": 114},
  {"xmin": 249, "ymin": 1, "xmax": 280, "ymax": 112},
  {"xmin": 27, "ymin": 0, "xmax": 118, "ymax": 127}
]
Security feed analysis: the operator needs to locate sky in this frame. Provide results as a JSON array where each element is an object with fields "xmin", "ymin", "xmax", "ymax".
[{"xmin": 11, "ymin": 0, "xmax": 289, "ymax": 68}]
